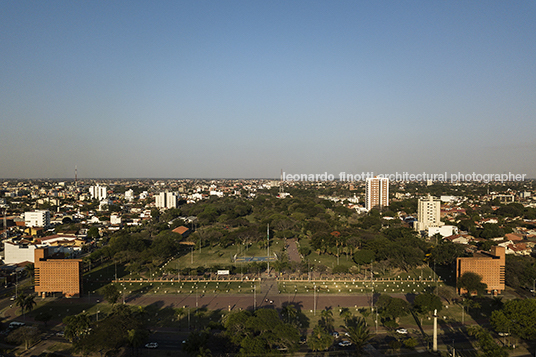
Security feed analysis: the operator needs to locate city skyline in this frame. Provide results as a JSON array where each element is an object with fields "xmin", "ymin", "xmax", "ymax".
[{"xmin": 1, "ymin": 1, "xmax": 535, "ymax": 179}]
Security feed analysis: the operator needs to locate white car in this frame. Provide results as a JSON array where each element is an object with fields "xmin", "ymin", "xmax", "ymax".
[
  {"xmin": 145, "ymin": 342, "xmax": 158, "ymax": 349},
  {"xmin": 338, "ymin": 340, "xmax": 352, "ymax": 347},
  {"xmin": 396, "ymin": 328, "xmax": 408, "ymax": 334},
  {"xmin": 332, "ymin": 331, "xmax": 339, "ymax": 338}
]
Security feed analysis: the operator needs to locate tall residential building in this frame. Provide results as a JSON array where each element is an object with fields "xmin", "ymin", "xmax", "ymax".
[
  {"xmin": 456, "ymin": 246, "xmax": 505, "ymax": 295},
  {"xmin": 89, "ymin": 184, "xmax": 107, "ymax": 200},
  {"xmin": 155, "ymin": 191, "xmax": 179, "ymax": 209},
  {"xmin": 34, "ymin": 248, "xmax": 83, "ymax": 298},
  {"xmin": 365, "ymin": 177, "xmax": 389, "ymax": 211},
  {"xmin": 24, "ymin": 210, "xmax": 51, "ymax": 228},
  {"xmin": 415, "ymin": 195, "xmax": 443, "ymax": 232},
  {"xmin": 125, "ymin": 189, "xmax": 135, "ymax": 201}
]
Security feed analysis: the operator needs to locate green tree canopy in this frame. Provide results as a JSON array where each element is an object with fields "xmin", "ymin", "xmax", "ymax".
[
  {"xmin": 413, "ymin": 293, "xmax": 442, "ymax": 316},
  {"xmin": 377, "ymin": 295, "xmax": 410, "ymax": 323},
  {"xmin": 490, "ymin": 299, "xmax": 536, "ymax": 340},
  {"xmin": 457, "ymin": 271, "xmax": 487, "ymax": 296}
]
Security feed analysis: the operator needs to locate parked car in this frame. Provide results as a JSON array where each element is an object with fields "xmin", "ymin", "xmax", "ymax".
[
  {"xmin": 145, "ymin": 342, "xmax": 158, "ymax": 349},
  {"xmin": 332, "ymin": 331, "xmax": 339, "ymax": 338},
  {"xmin": 338, "ymin": 340, "xmax": 352, "ymax": 347},
  {"xmin": 396, "ymin": 328, "xmax": 408, "ymax": 334}
]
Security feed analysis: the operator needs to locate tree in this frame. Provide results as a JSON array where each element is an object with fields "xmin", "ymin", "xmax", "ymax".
[
  {"xmin": 413, "ymin": 293, "xmax": 442, "ymax": 322},
  {"xmin": 225, "ymin": 308, "xmax": 299, "ymax": 354},
  {"xmin": 467, "ymin": 326, "xmax": 509, "ymax": 357},
  {"xmin": 353, "ymin": 249, "xmax": 375, "ymax": 265},
  {"xmin": 319, "ymin": 308, "xmax": 334, "ymax": 332},
  {"xmin": 308, "ymin": 324, "xmax": 333, "ymax": 352},
  {"xmin": 127, "ymin": 328, "xmax": 149, "ymax": 354},
  {"xmin": 457, "ymin": 271, "xmax": 487, "ymax": 296},
  {"xmin": 103, "ymin": 284, "xmax": 121, "ymax": 305},
  {"xmin": 63, "ymin": 313, "xmax": 91, "ymax": 342},
  {"xmin": 490, "ymin": 299, "xmax": 536, "ymax": 340},
  {"xmin": 339, "ymin": 307, "xmax": 352, "ymax": 326},
  {"xmin": 436, "ymin": 285, "xmax": 457, "ymax": 305},
  {"xmin": 7, "ymin": 326, "xmax": 40, "ymax": 350},
  {"xmin": 377, "ymin": 294, "xmax": 410, "ymax": 323},
  {"xmin": 15, "ymin": 293, "xmax": 36, "ymax": 318},
  {"xmin": 87, "ymin": 226, "xmax": 100, "ymax": 239},
  {"xmin": 24, "ymin": 263, "xmax": 35, "ymax": 279},
  {"xmin": 281, "ymin": 304, "xmax": 297, "ymax": 326},
  {"xmin": 342, "ymin": 316, "xmax": 372, "ymax": 354}
]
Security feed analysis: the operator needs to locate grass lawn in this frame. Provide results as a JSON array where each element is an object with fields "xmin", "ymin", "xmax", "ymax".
[
  {"xmin": 111, "ymin": 280, "xmax": 260, "ymax": 295},
  {"xmin": 278, "ymin": 280, "xmax": 440, "ymax": 295},
  {"xmin": 172, "ymin": 239, "xmax": 287, "ymax": 270}
]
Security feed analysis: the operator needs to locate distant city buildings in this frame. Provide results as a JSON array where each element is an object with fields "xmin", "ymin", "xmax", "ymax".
[
  {"xmin": 155, "ymin": 191, "xmax": 179, "ymax": 209},
  {"xmin": 492, "ymin": 194, "xmax": 514, "ymax": 203},
  {"xmin": 89, "ymin": 184, "xmax": 107, "ymax": 200},
  {"xmin": 125, "ymin": 189, "xmax": 135, "ymax": 201},
  {"xmin": 365, "ymin": 177, "xmax": 389, "ymax": 211},
  {"xmin": 415, "ymin": 195, "xmax": 443, "ymax": 232},
  {"xmin": 24, "ymin": 210, "xmax": 50, "ymax": 228}
]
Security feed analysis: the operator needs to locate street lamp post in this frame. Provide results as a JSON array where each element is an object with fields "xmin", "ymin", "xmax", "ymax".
[{"xmin": 313, "ymin": 285, "xmax": 316, "ymax": 316}]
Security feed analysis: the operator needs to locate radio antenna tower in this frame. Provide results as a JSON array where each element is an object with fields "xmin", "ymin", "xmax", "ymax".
[
  {"xmin": 279, "ymin": 169, "xmax": 284, "ymax": 196},
  {"xmin": 75, "ymin": 165, "xmax": 78, "ymax": 189}
]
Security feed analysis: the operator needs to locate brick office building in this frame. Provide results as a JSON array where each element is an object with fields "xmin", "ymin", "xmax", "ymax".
[
  {"xmin": 34, "ymin": 248, "xmax": 83, "ymax": 298},
  {"xmin": 456, "ymin": 246, "xmax": 505, "ymax": 295}
]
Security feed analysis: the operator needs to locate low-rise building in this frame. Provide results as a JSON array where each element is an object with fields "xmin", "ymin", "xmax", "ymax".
[
  {"xmin": 456, "ymin": 246, "xmax": 505, "ymax": 295},
  {"xmin": 34, "ymin": 248, "xmax": 83, "ymax": 298}
]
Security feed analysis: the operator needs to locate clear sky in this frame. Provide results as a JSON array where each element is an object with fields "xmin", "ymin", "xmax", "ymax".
[{"xmin": 1, "ymin": 1, "xmax": 535, "ymax": 179}]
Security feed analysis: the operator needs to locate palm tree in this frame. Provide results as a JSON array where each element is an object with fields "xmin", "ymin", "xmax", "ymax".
[
  {"xmin": 339, "ymin": 307, "xmax": 352, "ymax": 325},
  {"xmin": 24, "ymin": 263, "xmax": 35, "ymax": 279},
  {"xmin": 320, "ymin": 308, "xmax": 334, "ymax": 332},
  {"xmin": 342, "ymin": 317, "xmax": 372, "ymax": 355},
  {"xmin": 15, "ymin": 293, "xmax": 28, "ymax": 316},
  {"xmin": 197, "ymin": 347, "xmax": 212, "ymax": 357},
  {"xmin": 281, "ymin": 304, "xmax": 297, "ymax": 325},
  {"xmin": 127, "ymin": 328, "xmax": 148, "ymax": 355},
  {"xmin": 23, "ymin": 294, "xmax": 36, "ymax": 315},
  {"xmin": 308, "ymin": 324, "xmax": 333, "ymax": 353}
]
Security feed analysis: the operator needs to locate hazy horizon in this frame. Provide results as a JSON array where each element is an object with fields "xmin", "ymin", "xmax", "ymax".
[{"xmin": 1, "ymin": 1, "xmax": 535, "ymax": 179}]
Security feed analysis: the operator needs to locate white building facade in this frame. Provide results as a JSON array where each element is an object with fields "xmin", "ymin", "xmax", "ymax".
[
  {"xmin": 24, "ymin": 210, "xmax": 51, "ymax": 228},
  {"xmin": 89, "ymin": 185, "xmax": 107, "ymax": 200},
  {"xmin": 415, "ymin": 195, "xmax": 443, "ymax": 232},
  {"xmin": 155, "ymin": 191, "xmax": 179, "ymax": 209}
]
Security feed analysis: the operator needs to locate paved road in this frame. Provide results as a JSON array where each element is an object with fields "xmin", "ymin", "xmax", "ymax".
[
  {"xmin": 123, "ymin": 291, "xmax": 401, "ymax": 312},
  {"xmin": 286, "ymin": 239, "xmax": 301, "ymax": 263}
]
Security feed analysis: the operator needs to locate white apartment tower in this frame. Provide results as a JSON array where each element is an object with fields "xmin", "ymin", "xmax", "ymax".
[
  {"xmin": 89, "ymin": 184, "xmax": 107, "ymax": 200},
  {"xmin": 24, "ymin": 210, "xmax": 51, "ymax": 227},
  {"xmin": 415, "ymin": 195, "xmax": 443, "ymax": 232},
  {"xmin": 125, "ymin": 189, "xmax": 135, "ymax": 202},
  {"xmin": 155, "ymin": 191, "xmax": 179, "ymax": 209},
  {"xmin": 365, "ymin": 177, "xmax": 389, "ymax": 211}
]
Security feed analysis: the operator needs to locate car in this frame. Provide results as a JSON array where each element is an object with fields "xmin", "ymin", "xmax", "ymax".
[
  {"xmin": 56, "ymin": 331, "xmax": 65, "ymax": 337},
  {"xmin": 299, "ymin": 336, "xmax": 307, "ymax": 344},
  {"xmin": 332, "ymin": 331, "xmax": 339, "ymax": 338},
  {"xmin": 145, "ymin": 342, "xmax": 158, "ymax": 349},
  {"xmin": 338, "ymin": 340, "xmax": 352, "ymax": 347},
  {"xmin": 9, "ymin": 296, "xmax": 15, "ymax": 301},
  {"xmin": 498, "ymin": 332, "xmax": 510, "ymax": 337},
  {"xmin": 396, "ymin": 328, "xmax": 408, "ymax": 334}
]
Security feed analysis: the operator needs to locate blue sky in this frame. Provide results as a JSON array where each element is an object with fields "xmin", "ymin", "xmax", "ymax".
[{"xmin": 1, "ymin": 1, "xmax": 535, "ymax": 179}]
